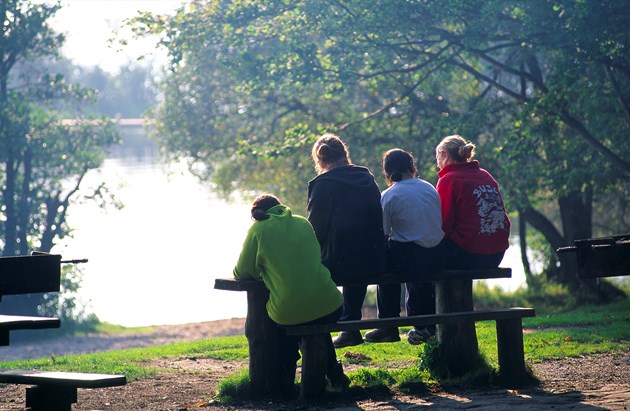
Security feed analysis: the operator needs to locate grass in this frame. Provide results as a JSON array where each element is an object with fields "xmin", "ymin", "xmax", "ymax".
[
  {"xmin": 0, "ymin": 297, "xmax": 628, "ymax": 398},
  {"xmin": 0, "ymin": 335, "xmax": 249, "ymax": 381}
]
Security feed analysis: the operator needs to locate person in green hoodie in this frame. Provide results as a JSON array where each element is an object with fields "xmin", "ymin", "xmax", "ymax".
[{"xmin": 233, "ymin": 194, "xmax": 348, "ymax": 393}]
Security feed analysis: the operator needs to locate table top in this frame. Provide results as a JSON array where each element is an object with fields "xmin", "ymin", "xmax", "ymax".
[
  {"xmin": 0, "ymin": 253, "xmax": 61, "ymax": 297},
  {"xmin": 215, "ymin": 267, "xmax": 513, "ymax": 291}
]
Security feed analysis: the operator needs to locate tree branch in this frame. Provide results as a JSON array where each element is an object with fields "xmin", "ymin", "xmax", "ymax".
[
  {"xmin": 558, "ymin": 109, "xmax": 630, "ymax": 176},
  {"xmin": 451, "ymin": 58, "xmax": 528, "ymax": 102},
  {"xmin": 520, "ymin": 206, "xmax": 565, "ymax": 251},
  {"xmin": 605, "ymin": 65, "xmax": 630, "ymax": 118}
]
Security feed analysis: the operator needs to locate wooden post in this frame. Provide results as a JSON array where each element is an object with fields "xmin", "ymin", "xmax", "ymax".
[
  {"xmin": 496, "ymin": 318, "xmax": 528, "ymax": 382},
  {"xmin": 245, "ymin": 288, "xmax": 282, "ymax": 396},
  {"xmin": 298, "ymin": 334, "xmax": 328, "ymax": 399},
  {"xmin": 435, "ymin": 278, "xmax": 480, "ymax": 377},
  {"xmin": 26, "ymin": 385, "xmax": 76, "ymax": 411}
]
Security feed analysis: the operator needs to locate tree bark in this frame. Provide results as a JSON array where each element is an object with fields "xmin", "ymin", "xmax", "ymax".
[
  {"xmin": 518, "ymin": 210, "xmax": 533, "ymax": 285},
  {"xmin": 557, "ymin": 189, "xmax": 593, "ymax": 288}
]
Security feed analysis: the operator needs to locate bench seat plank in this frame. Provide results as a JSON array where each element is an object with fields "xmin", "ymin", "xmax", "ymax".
[
  {"xmin": 0, "ymin": 369, "xmax": 127, "ymax": 388},
  {"xmin": 285, "ymin": 307, "xmax": 535, "ymax": 335}
]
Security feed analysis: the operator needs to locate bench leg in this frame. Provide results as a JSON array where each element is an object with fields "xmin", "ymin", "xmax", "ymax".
[
  {"xmin": 0, "ymin": 331, "xmax": 9, "ymax": 346},
  {"xmin": 245, "ymin": 288, "xmax": 282, "ymax": 396},
  {"xmin": 299, "ymin": 334, "xmax": 328, "ymax": 399},
  {"xmin": 435, "ymin": 279, "xmax": 481, "ymax": 377},
  {"xmin": 496, "ymin": 318, "xmax": 529, "ymax": 382},
  {"xmin": 26, "ymin": 385, "xmax": 77, "ymax": 411}
]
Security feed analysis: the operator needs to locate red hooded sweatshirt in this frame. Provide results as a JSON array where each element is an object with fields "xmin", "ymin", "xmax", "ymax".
[{"xmin": 436, "ymin": 161, "xmax": 510, "ymax": 254}]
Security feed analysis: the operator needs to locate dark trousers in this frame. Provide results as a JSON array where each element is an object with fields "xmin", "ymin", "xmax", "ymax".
[
  {"xmin": 340, "ymin": 285, "xmax": 368, "ymax": 321},
  {"xmin": 442, "ymin": 238, "xmax": 505, "ymax": 269},
  {"xmin": 376, "ymin": 240, "xmax": 444, "ymax": 321},
  {"xmin": 276, "ymin": 306, "xmax": 343, "ymax": 386}
]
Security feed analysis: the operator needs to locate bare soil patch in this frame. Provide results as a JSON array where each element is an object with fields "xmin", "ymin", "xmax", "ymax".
[{"xmin": 1, "ymin": 319, "xmax": 629, "ymax": 410}]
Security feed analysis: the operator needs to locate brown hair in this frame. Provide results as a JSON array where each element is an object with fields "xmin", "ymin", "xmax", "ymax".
[
  {"xmin": 436, "ymin": 135, "xmax": 476, "ymax": 163},
  {"xmin": 251, "ymin": 194, "xmax": 281, "ymax": 221},
  {"xmin": 311, "ymin": 133, "xmax": 351, "ymax": 174},
  {"xmin": 382, "ymin": 148, "xmax": 415, "ymax": 182}
]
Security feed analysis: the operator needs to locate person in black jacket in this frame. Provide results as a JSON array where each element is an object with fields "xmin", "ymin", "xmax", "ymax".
[{"xmin": 307, "ymin": 133, "xmax": 387, "ymax": 348}]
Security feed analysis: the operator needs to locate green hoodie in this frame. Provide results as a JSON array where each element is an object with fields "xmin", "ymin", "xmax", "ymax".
[{"xmin": 233, "ymin": 204, "xmax": 343, "ymax": 325}]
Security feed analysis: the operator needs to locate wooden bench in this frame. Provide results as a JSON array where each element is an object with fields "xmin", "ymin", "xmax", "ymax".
[
  {"xmin": 0, "ymin": 252, "xmax": 127, "ymax": 409},
  {"xmin": 214, "ymin": 267, "xmax": 536, "ymax": 398},
  {"xmin": 0, "ymin": 369, "xmax": 127, "ymax": 411},
  {"xmin": 287, "ymin": 307, "xmax": 534, "ymax": 397}
]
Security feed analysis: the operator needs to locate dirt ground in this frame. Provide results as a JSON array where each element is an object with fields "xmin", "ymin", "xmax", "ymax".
[{"xmin": 1, "ymin": 318, "xmax": 629, "ymax": 411}]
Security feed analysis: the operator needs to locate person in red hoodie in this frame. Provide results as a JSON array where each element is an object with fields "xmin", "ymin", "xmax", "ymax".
[{"xmin": 435, "ymin": 135, "xmax": 510, "ymax": 268}]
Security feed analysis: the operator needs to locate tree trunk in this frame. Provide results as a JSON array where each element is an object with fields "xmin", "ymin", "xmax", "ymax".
[
  {"xmin": 557, "ymin": 189, "xmax": 593, "ymax": 288},
  {"xmin": 3, "ymin": 148, "xmax": 17, "ymax": 257},
  {"xmin": 517, "ymin": 210, "xmax": 533, "ymax": 285},
  {"xmin": 521, "ymin": 188, "xmax": 603, "ymax": 298}
]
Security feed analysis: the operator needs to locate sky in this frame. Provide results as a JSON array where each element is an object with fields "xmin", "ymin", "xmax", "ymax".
[{"xmin": 42, "ymin": 0, "xmax": 188, "ymax": 73}]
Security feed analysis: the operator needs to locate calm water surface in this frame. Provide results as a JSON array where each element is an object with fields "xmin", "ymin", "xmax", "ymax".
[
  {"xmin": 53, "ymin": 140, "xmax": 526, "ymax": 327},
  {"xmin": 54, "ymin": 150, "xmax": 252, "ymax": 326}
]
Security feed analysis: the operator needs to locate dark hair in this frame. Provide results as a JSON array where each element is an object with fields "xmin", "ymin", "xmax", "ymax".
[
  {"xmin": 311, "ymin": 133, "xmax": 351, "ymax": 173},
  {"xmin": 382, "ymin": 148, "xmax": 415, "ymax": 182},
  {"xmin": 251, "ymin": 194, "xmax": 281, "ymax": 221}
]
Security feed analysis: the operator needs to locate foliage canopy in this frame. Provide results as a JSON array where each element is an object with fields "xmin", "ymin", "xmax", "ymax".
[{"xmin": 132, "ymin": 0, "xmax": 630, "ymax": 291}]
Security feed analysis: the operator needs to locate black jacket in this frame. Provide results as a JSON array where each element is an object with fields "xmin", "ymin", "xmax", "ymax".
[{"xmin": 307, "ymin": 165, "xmax": 386, "ymax": 281}]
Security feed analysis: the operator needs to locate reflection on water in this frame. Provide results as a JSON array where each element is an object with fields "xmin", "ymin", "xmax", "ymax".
[
  {"xmin": 54, "ymin": 143, "xmax": 253, "ymax": 326},
  {"xmin": 53, "ymin": 131, "xmax": 526, "ymax": 327}
]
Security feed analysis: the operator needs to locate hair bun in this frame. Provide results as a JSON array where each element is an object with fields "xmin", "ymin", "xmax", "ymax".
[
  {"xmin": 252, "ymin": 208, "xmax": 269, "ymax": 221},
  {"xmin": 458, "ymin": 143, "xmax": 475, "ymax": 160}
]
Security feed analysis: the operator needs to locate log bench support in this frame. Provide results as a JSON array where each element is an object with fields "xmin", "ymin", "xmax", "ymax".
[
  {"xmin": 287, "ymin": 307, "xmax": 535, "ymax": 398},
  {"xmin": 244, "ymin": 287, "xmax": 283, "ymax": 396},
  {"xmin": 0, "ymin": 369, "xmax": 126, "ymax": 411},
  {"xmin": 435, "ymin": 278, "xmax": 478, "ymax": 376},
  {"xmin": 298, "ymin": 334, "xmax": 328, "ymax": 398},
  {"xmin": 496, "ymin": 317, "xmax": 528, "ymax": 381}
]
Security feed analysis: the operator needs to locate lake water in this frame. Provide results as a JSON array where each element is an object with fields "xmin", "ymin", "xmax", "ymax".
[{"xmin": 53, "ymin": 136, "xmax": 526, "ymax": 327}]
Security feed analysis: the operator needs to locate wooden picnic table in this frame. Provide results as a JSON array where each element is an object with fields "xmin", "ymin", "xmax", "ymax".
[
  {"xmin": 215, "ymin": 267, "xmax": 535, "ymax": 397},
  {"xmin": 0, "ymin": 253, "xmax": 62, "ymax": 345},
  {"xmin": 0, "ymin": 252, "xmax": 127, "ymax": 410},
  {"xmin": 557, "ymin": 234, "xmax": 630, "ymax": 278}
]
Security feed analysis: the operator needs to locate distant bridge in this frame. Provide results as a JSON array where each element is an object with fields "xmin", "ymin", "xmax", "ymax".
[{"xmin": 60, "ymin": 118, "xmax": 152, "ymax": 126}]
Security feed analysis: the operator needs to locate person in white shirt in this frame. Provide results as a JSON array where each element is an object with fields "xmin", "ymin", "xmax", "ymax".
[{"xmin": 365, "ymin": 148, "xmax": 445, "ymax": 345}]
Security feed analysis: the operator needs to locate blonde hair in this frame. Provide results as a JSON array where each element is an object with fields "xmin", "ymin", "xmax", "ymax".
[
  {"xmin": 437, "ymin": 135, "xmax": 476, "ymax": 163},
  {"xmin": 311, "ymin": 133, "xmax": 351, "ymax": 174}
]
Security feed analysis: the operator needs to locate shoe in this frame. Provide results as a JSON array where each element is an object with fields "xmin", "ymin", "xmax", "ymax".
[
  {"xmin": 327, "ymin": 360, "xmax": 350, "ymax": 390},
  {"xmin": 364, "ymin": 327, "xmax": 401, "ymax": 343},
  {"xmin": 333, "ymin": 331, "xmax": 363, "ymax": 348},
  {"xmin": 407, "ymin": 327, "xmax": 435, "ymax": 345}
]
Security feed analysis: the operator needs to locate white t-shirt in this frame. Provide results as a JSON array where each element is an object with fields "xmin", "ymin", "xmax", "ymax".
[{"xmin": 381, "ymin": 178, "xmax": 444, "ymax": 248}]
